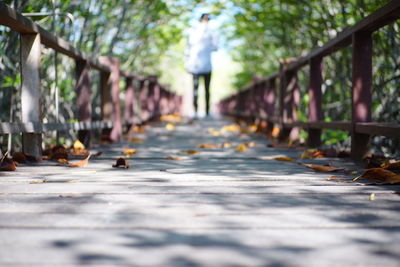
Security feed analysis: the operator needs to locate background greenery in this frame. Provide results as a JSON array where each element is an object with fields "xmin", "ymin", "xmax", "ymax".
[{"xmin": 0, "ymin": 0, "xmax": 398, "ymax": 155}]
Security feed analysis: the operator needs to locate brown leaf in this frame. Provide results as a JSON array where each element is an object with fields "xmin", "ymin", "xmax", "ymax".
[
  {"xmin": 353, "ymin": 168, "xmax": 400, "ymax": 184},
  {"xmin": 381, "ymin": 160, "xmax": 400, "ymax": 170},
  {"xmin": 274, "ymin": 157, "xmax": 295, "ymax": 162},
  {"xmin": 235, "ymin": 143, "xmax": 247, "ymax": 152},
  {"xmin": 197, "ymin": 143, "xmax": 218, "ymax": 149},
  {"xmin": 112, "ymin": 157, "xmax": 131, "ymax": 168},
  {"xmin": 301, "ymin": 163, "xmax": 344, "ymax": 172},
  {"xmin": 12, "ymin": 152, "xmax": 27, "ymax": 163},
  {"xmin": 184, "ymin": 149, "xmax": 198, "ymax": 155},
  {"xmin": 68, "ymin": 154, "xmax": 91, "ymax": 167},
  {"xmin": 0, "ymin": 153, "xmax": 16, "ymax": 171},
  {"xmin": 50, "ymin": 151, "xmax": 69, "ymax": 161},
  {"xmin": 130, "ymin": 138, "xmax": 144, "ymax": 143}
]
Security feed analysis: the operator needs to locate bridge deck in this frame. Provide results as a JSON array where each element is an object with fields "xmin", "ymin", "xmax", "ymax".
[{"xmin": 1, "ymin": 118, "xmax": 400, "ymax": 266}]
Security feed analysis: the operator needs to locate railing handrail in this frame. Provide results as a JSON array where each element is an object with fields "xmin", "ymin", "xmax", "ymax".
[{"xmin": 219, "ymin": 0, "xmax": 400, "ymax": 160}]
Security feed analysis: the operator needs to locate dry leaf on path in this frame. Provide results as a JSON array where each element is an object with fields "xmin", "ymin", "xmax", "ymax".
[
  {"xmin": 184, "ymin": 149, "xmax": 198, "ymax": 155},
  {"xmin": 73, "ymin": 140, "xmax": 85, "ymax": 151},
  {"xmin": 220, "ymin": 142, "xmax": 233, "ymax": 148},
  {"xmin": 353, "ymin": 168, "xmax": 400, "ymax": 184},
  {"xmin": 68, "ymin": 154, "xmax": 91, "ymax": 167},
  {"xmin": 235, "ymin": 144, "xmax": 247, "ymax": 152},
  {"xmin": 274, "ymin": 157, "xmax": 296, "ymax": 162},
  {"xmin": 12, "ymin": 152, "xmax": 28, "ymax": 163},
  {"xmin": 166, "ymin": 123, "xmax": 175, "ymax": 131},
  {"xmin": 112, "ymin": 158, "xmax": 131, "ymax": 168},
  {"xmin": 165, "ymin": 156, "xmax": 182, "ymax": 160},
  {"xmin": 130, "ymin": 138, "xmax": 144, "ymax": 143},
  {"xmin": 197, "ymin": 143, "xmax": 218, "ymax": 149},
  {"xmin": 301, "ymin": 163, "xmax": 344, "ymax": 172},
  {"xmin": 0, "ymin": 153, "xmax": 16, "ymax": 171},
  {"xmin": 245, "ymin": 142, "xmax": 255, "ymax": 148},
  {"xmin": 123, "ymin": 148, "xmax": 137, "ymax": 157}
]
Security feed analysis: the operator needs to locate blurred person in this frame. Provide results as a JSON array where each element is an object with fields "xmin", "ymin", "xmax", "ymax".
[{"xmin": 185, "ymin": 13, "xmax": 218, "ymax": 117}]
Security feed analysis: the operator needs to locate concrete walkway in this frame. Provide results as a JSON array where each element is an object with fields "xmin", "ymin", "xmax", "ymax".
[{"xmin": 1, "ymin": 118, "xmax": 400, "ymax": 266}]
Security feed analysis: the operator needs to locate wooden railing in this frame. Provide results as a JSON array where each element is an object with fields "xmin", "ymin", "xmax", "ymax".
[
  {"xmin": 0, "ymin": 3, "xmax": 181, "ymax": 157},
  {"xmin": 218, "ymin": 0, "xmax": 400, "ymax": 161}
]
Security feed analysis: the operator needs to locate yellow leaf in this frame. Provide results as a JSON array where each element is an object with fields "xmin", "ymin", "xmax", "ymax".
[
  {"xmin": 29, "ymin": 179, "xmax": 46, "ymax": 184},
  {"xmin": 197, "ymin": 143, "xmax": 218, "ymax": 149},
  {"xmin": 273, "ymin": 157, "xmax": 295, "ymax": 162},
  {"xmin": 73, "ymin": 140, "xmax": 85, "ymax": 151},
  {"xmin": 130, "ymin": 138, "xmax": 144, "ymax": 143},
  {"xmin": 165, "ymin": 156, "xmax": 182, "ymax": 160},
  {"xmin": 166, "ymin": 123, "xmax": 175, "ymax": 131},
  {"xmin": 221, "ymin": 124, "xmax": 240, "ymax": 133},
  {"xmin": 123, "ymin": 148, "xmax": 137, "ymax": 157},
  {"xmin": 208, "ymin": 128, "xmax": 221, "ymax": 136},
  {"xmin": 220, "ymin": 142, "xmax": 233, "ymax": 148},
  {"xmin": 132, "ymin": 125, "xmax": 145, "ymax": 134},
  {"xmin": 369, "ymin": 193, "xmax": 375, "ymax": 201},
  {"xmin": 235, "ymin": 144, "xmax": 247, "ymax": 152}
]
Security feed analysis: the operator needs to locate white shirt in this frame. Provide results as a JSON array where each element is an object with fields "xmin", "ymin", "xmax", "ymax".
[{"xmin": 185, "ymin": 23, "xmax": 218, "ymax": 74}]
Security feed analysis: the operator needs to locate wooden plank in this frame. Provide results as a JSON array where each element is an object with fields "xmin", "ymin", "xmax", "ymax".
[
  {"xmin": 0, "ymin": 121, "xmax": 113, "ymax": 134},
  {"xmin": 355, "ymin": 123, "xmax": 400, "ymax": 138},
  {"xmin": 351, "ymin": 32, "xmax": 372, "ymax": 160},
  {"xmin": 20, "ymin": 33, "xmax": 42, "ymax": 158},
  {"xmin": 0, "ymin": 2, "xmax": 109, "ymax": 72}
]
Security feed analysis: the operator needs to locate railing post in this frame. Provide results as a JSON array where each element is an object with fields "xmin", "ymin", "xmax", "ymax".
[
  {"xmin": 20, "ymin": 33, "xmax": 42, "ymax": 158},
  {"xmin": 124, "ymin": 76, "xmax": 136, "ymax": 127},
  {"xmin": 99, "ymin": 57, "xmax": 122, "ymax": 141},
  {"xmin": 279, "ymin": 60, "xmax": 299, "ymax": 141},
  {"xmin": 351, "ymin": 32, "xmax": 372, "ymax": 160},
  {"xmin": 139, "ymin": 77, "xmax": 149, "ymax": 122},
  {"xmin": 265, "ymin": 78, "xmax": 276, "ymax": 136},
  {"xmin": 76, "ymin": 59, "xmax": 91, "ymax": 147},
  {"xmin": 308, "ymin": 57, "xmax": 324, "ymax": 147}
]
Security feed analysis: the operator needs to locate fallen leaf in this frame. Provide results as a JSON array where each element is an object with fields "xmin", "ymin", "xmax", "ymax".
[
  {"xmin": 184, "ymin": 149, "xmax": 198, "ymax": 155},
  {"xmin": 245, "ymin": 142, "xmax": 255, "ymax": 148},
  {"xmin": 369, "ymin": 193, "xmax": 375, "ymax": 201},
  {"xmin": 0, "ymin": 152, "xmax": 16, "ymax": 171},
  {"xmin": 57, "ymin": 158, "xmax": 69, "ymax": 164},
  {"xmin": 68, "ymin": 154, "xmax": 91, "ymax": 167},
  {"xmin": 123, "ymin": 148, "xmax": 137, "ymax": 157},
  {"xmin": 235, "ymin": 144, "xmax": 247, "ymax": 152},
  {"xmin": 353, "ymin": 168, "xmax": 400, "ymax": 184},
  {"xmin": 12, "ymin": 152, "xmax": 27, "ymax": 163},
  {"xmin": 220, "ymin": 142, "xmax": 233, "ymax": 148},
  {"xmin": 132, "ymin": 125, "xmax": 145, "ymax": 134},
  {"xmin": 381, "ymin": 160, "xmax": 400, "ymax": 170},
  {"xmin": 197, "ymin": 143, "xmax": 218, "ymax": 149},
  {"xmin": 274, "ymin": 157, "xmax": 295, "ymax": 162},
  {"xmin": 160, "ymin": 113, "xmax": 182, "ymax": 123},
  {"xmin": 221, "ymin": 124, "xmax": 240, "ymax": 133},
  {"xmin": 327, "ymin": 176, "xmax": 339, "ymax": 181},
  {"xmin": 73, "ymin": 140, "xmax": 85, "ymax": 151},
  {"xmin": 166, "ymin": 123, "xmax": 175, "ymax": 131},
  {"xmin": 271, "ymin": 127, "xmax": 280, "ymax": 137},
  {"xmin": 29, "ymin": 179, "xmax": 46, "ymax": 184},
  {"xmin": 112, "ymin": 157, "xmax": 131, "ymax": 168},
  {"xmin": 301, "ymin": 163, "xmax": 344, "ymax": 172},
  {"xmin": 130, "ymin": 138, "xmax": 144, "ymax": 143},
  {"xmin": 165, "ymin": 156, "xmax": 182, "ymax": 160}
]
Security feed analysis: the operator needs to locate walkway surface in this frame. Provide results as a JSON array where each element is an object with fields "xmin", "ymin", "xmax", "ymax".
[{"xmin": 1, "ymin": 118, "xmax": 400, "ymax": 266}]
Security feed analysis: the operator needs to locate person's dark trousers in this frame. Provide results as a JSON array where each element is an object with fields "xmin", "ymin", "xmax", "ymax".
[{"xmin": 193, "ymin": 72, "xmax": 211, "ymax": 116}]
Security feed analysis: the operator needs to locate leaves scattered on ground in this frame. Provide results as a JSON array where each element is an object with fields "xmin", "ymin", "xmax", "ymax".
[
  {"xmin": 235, "ymin": 143, "xmax": 247, "ymax": 152},
  {"xmin": 197, "ymin": 143, "xmax": 219, "ymax": 149},
  {"xmin": 0, "ymin": 152, "xmax": 16, "ymax": 171},
  {"xmin": 183, "ymin": 149, "xmax": 198, "ymax": 155}
]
